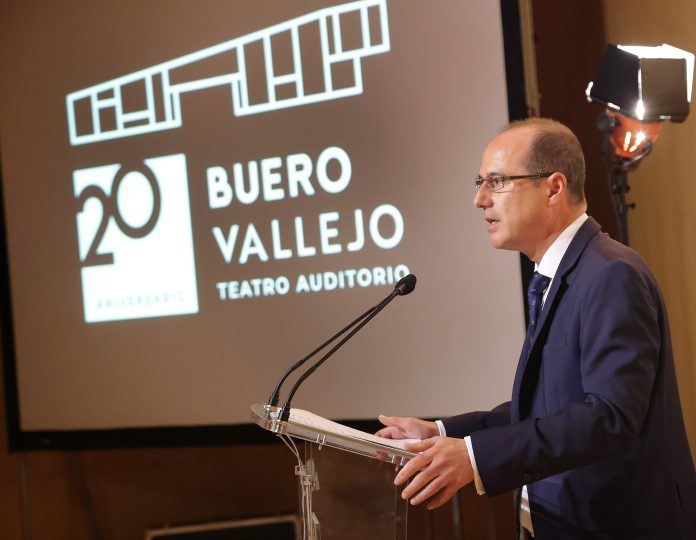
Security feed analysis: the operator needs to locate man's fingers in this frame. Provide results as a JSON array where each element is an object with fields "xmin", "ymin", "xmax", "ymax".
[
  {"xmin": 425, "ymin": 485, "xmax": 456, "ymax": 510},
  {"xmin": 408, "ymin": 475, "xmax": 446, "ymax": 505},
  {"xmin": 377, "ymin": 416, "xmax": 439, "ymax": 440},
  {"xmin": 394, "ymin": 449, "xmax": 432, "ymax": 485},
  {"xmin": 375, "ymin": 426, "xmax": 396, "ymax": 438},
  {"xmin": 375, "ymin": 426, "xmax": 404, "ymax": 439},
  {"xmin": 378, "ymin": 414, "xmax": 401, "ymax": 427},
  {"xmin": 394, "ymin": 437, "xmax": 439, "ymax": 485},
  {"xmin": 376, "ymin": 415, "xmax": 404, "ymax": 438},
  {"xmin": 404, "ymin": 437, "xmax": 436, "ymax": 453},
  {"xmin": 394, "ymin": 436, "xmax": 474, "ymax": 509},
  {"xmin": 401, "ymin": 468, "xmax": 441, "ymax": 501}
]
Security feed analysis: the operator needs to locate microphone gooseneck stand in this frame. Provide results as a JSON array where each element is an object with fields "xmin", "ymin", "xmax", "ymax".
[
  {"xmin": 277, "ymin": 287, "xmax": 398, "ymax": 422},
  {"xmin": 266, "ymin": 302, "xmax": 380, "ymax": 409},
  {"xmin": 271, "ymin": 274, "xmax": 416, "ymax": 422}
]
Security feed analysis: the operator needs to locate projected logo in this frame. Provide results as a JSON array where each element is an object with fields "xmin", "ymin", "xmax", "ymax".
[
  {"xmin": 74, "ymin": 154, "xmax": 199, "ymax": 323},
  {"xmin": 65, "ymin": 0, "xmax": 390, "ymax": 146},
  {"xmin": 67, "ymin": 0, "xmax": 394, "ymax": 314}
]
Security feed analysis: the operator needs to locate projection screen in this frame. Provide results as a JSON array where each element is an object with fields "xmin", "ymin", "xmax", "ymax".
[{"xmin": 0, "ymin": 0, "xmax": 526, "ymax": 449}]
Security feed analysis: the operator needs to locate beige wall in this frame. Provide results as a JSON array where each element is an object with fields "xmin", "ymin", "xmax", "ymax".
[{"xmin": 602, "ymin": 0, "xmax": 696, "ymax": 460}]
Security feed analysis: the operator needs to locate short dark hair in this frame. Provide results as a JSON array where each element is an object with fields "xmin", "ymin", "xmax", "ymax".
[{"xmin": 505, "ymin": 118, "xmax": 586, "ymax": 206}]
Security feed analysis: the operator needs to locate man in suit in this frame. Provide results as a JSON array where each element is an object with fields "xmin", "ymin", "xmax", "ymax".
[{"xmin": 377, "ymin": 118, "xmax": 696, "ymax": 539}]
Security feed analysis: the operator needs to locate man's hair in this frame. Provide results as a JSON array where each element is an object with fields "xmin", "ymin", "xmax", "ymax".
[{"xmin": 505, "ymin": 118, "xmax": 586, "ymax": 206}]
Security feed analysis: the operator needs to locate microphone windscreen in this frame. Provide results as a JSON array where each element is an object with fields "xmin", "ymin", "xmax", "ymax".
[{"xmin": 394, "ymin": 274, "xmax": 417, "ymax": 296}]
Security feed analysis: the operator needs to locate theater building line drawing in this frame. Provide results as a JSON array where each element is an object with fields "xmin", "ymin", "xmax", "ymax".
[{"xmin": 66, "ymin": 0, "xmax": 390, "ymax": 146}]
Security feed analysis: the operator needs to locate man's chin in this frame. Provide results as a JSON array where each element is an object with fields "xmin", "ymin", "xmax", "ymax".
[
  {"xmin": 489, "ymin": 236, "xmax": 520, "ymax": 254},
  {"xmin": 488, "ymin": 233, "xmax": 508, "ymax": 250}
]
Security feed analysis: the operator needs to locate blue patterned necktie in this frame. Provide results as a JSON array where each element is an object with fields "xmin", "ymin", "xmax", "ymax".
[{"xmin": 527, "ymin": 271, "xmax": 551, "ymax": 332}]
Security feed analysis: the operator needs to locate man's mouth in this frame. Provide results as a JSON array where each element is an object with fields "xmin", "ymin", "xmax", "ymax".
[{"xmin": 485, "ymin": 217, "xmax": 500, "ymax": 231}]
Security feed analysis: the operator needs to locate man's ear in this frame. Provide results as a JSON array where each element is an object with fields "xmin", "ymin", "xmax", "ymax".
[{"xmin": 546, "ymin": 172, "xmax": 567, "ymax": 206}]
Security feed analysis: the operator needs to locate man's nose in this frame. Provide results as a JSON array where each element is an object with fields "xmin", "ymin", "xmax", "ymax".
[{"xmin": 473, "ymin": 185, "xmax": 490, "ymax": 208}]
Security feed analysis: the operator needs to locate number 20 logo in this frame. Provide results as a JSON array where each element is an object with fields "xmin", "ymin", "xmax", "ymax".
[
  {"xmin": 72, "ymin": 154, "xmax": 199, "ymax": 323},
  {"xmin": 76, "ymin": 163, "xmax": 162, "ymax": 266}
]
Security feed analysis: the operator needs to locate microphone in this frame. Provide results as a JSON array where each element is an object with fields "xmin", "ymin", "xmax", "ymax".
[
  {"xmin": 273, "ymin": 274, "xmax": 417, "ymax": 423},
  {"xmin": 394, "ymin": 273, "xmax": 417, "ymax": 296}
]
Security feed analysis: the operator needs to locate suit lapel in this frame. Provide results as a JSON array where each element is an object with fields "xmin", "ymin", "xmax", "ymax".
[{"xmin": 511, "ymin": 217, "xmax": 602, "ymax": 422}]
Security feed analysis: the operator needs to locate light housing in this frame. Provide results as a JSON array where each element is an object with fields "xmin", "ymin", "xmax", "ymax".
[{"xmin": 586, "ymin": 43, "xmax": 694, "ymax": 123}]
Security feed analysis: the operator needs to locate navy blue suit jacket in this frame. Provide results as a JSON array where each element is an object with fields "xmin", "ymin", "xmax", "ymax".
[{"xmin": 442, "ymin": 217, "xmax": 696, "ymax": 538}]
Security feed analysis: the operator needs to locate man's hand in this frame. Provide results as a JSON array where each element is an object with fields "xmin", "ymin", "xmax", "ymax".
[
  {"xmin": 375, "ymin": 415, "xmax": 439, "ymax": 440},
  {"xmin": 395, "ymin": 436, "xmax": 474, "ymax": 510}
]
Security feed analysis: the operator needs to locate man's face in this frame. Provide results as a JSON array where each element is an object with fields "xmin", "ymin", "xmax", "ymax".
[{"xmin": 474, "ymin": 127, "xmax": 549, "ymax": 258}]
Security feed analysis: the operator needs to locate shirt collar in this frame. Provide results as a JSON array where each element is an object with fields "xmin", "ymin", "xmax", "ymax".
[{"xmin": 536, "ymin": 213, "xmax": 588, "ymax": 279}]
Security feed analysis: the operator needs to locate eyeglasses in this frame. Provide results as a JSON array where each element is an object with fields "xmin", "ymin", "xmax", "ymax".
[{"xmin": 474, "ymin": 172, "xmax": 555, "ymax": 192}]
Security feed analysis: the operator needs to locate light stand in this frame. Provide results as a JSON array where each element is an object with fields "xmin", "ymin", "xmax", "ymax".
[{"xmin": 596, "ymin": 111, "xmax": 657, "ymax": 246}]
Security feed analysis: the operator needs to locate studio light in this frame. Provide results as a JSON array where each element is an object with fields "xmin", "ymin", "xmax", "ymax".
[{"xmin": 586, "ymin": 43, "xmax": 694, "ymax": 245}]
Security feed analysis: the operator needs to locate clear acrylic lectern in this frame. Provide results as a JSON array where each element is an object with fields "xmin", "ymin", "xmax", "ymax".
[{"xmin": 252, "ymin": 403, "xmax": 416, "ymax": 540}]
